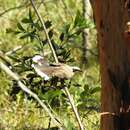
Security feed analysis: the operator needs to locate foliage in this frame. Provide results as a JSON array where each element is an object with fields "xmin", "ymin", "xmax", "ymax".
[{"xmin": 0, "ymin": 0, "xmax": 100, "ymax": 129}]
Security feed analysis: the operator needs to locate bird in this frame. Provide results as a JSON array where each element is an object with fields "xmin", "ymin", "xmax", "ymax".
[{"xmin": 31, "ymin": 55, "xmax": 81, "ymax": 80}]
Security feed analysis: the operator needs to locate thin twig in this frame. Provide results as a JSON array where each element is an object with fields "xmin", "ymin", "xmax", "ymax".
[
  {"xmin": 5, "ymin": 45, "xmax": 23, "ymax": 55},
  {"xmin": 0, "ymin": 1, "xmax": 46, "ymax": 17},
  {"xmin": 29, "ymin": 0, "xmax": 85, "ymax": 129},
  {"xmin": 30, "ymin": 0, "xmax": 58, "ymax": 63},
  {"xmin": 0, "ymin": 61, "xmax": 63, "ymax": 129},
  {"xmin": 0, "ymin": 2, "xmax": 28, "ymax": 17},
  {"xmin": 64, "ymin": 87, "xmax": 84, "ymax": 130}
]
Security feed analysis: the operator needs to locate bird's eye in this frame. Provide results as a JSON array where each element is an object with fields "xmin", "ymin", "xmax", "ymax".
[{"xmin": 73, "ymin": 69, "xmax": 77, "ymax": 72}]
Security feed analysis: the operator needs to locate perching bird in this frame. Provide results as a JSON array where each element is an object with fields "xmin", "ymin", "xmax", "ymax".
[{"xmin": 31, "ymin": 55, "xmax": 80, "ymax": 80}]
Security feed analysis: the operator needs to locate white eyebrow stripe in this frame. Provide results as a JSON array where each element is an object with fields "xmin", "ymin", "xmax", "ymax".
[{"xmin": 32, "ymin": 55, "xmax": 43, "ymax": 62}]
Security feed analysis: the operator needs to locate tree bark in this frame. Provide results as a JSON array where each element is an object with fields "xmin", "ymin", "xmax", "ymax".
[{"xmin": 90, "ymin": 0, "xmax": 130, "ymax": 130}]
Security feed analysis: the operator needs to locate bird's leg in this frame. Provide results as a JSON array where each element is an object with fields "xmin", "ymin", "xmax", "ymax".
[
  {"xmin": 68, "ymin": 80, "xmax": 71, "ymax": 88},
  {"xmin": 50, "ymin": 77, "xmax": 58, "ymax": 89},
  {"xmin": 59, "ymin": 79, "xmax": 66, "ymax": 89}
]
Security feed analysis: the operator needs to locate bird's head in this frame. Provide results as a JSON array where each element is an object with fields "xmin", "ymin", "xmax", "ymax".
[
  {"xmin": 32, "ymin": 55, "xmax": 45, "ymax": 66},
  {"xmin": 32, "ymin": 55, "xmax": 49, "ymax": 68},
  {"xmin": 32, "ymin": 55, "xmax": 43, "ymax": 63}
]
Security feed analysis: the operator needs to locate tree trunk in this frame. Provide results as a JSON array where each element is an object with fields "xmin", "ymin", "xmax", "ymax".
[
  {"xmin": 82, "ymin": 0, "xmax": 92, "ymax": 64},
  {"xmin": 90, "ymin": 0, "xmax": 130, "ymax": 130}
]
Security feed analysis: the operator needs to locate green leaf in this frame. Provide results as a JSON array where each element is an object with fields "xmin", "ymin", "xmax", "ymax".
[
  {"xmin": 48, "ymin": 29, "xmax": 53, "ymax": 38},
  {"xmin": 20, "ymin": 29, "xmax": 36, "ymax": 39},
  {"xmin": 14, "ymin": 31, "xmax": 21, "ymax": 34},
  {"xmin": 26, "ymin": 73, "xmax": 36, "ymax": 78},
  {"xmin": 21, "ymin": 18, "xmax": 32, "ymax": 23},
  {"xmin": 20, "ymin": 33, "xmax": 31, "ymax": 39},
  {"xmin": 6, "ymin": 28, "xmax": 14, "ymax": 33},
  {"xmin": 17, "ymin": 22, "xmax": 25, "ymax": 31},
  {"xmin": 74, "ymin": 10, "xmax": 94, "ymax": 29},
  {"xmin": 34, "ymin": 22, "xmax": 42, "ymax": 30},
  {"xmin": 90, "ymin": 87, "xmax": 101, "ymax": 94},
  {"xmin": 29, "ymin": 8, "xmax": 33, "ymax": 23},
  {"xmin": 64, "ymin": 24, "xmax": 70, "ymax": 34},
  {"xmin": 8, "ymin": 55, "xmax": 21, "ymax": 62},
  {"xmin": 43, "ymin": 90, "xmax": 62, "ymax": 103},
  {"xmin": 42, "ymin": 39, "xmax": 48, "ymax": 46},
  {"xmin": 45, "ymin": 20, "xmax": 52, "ymax": 29},
  {"xmin": 63, "ymin": 50, "xmax": 71, "ymax": 59},
  {"xmin": 59, "ymin": 32, "xmax": 64, "ymax": 41},
  {"xmin": 74, "ymin": 10, "xmax": 82, "ymax": 27},
  {"xmin": 51, "ymin": 40, "xmax": 59, "ymax": 50}
]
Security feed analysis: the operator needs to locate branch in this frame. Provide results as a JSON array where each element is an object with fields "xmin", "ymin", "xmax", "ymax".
[
  {"xmin": 0, "ymin": 61, "xmax": 63, "ymax": 129},
  {"xmin": 30, "ymin": 0, "xmax": 58, "ymax": 63},
  {"xmin": 64, "ymin": 87, "xmax": 85, "ymax": 130},
  {"xmin": 5, "ymin": 45, "xmax": 23, "ymax": 55},
  {"xmin": 0, "ymin": 1, "xmax": 46, "ymax": 17},
  {"xmin": 29, "ymin": 0, "xmax": 85, "ymax": 130},
  {"xmin": 0, "ymin": 2, "xmax": 28, "ymax": 17}
]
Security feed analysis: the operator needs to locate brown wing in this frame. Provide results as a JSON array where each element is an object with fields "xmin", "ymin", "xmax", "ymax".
[
  {"xmin": 38, "ymin": 64, "xmax": 74, "ymax": 79},
  {"xmin": 51, "ymin": 64, "xmax": 74, "ymax": 79},
  {"xmin": 38, "ymin": 66, "xmax": 56, "ymax": 76}
]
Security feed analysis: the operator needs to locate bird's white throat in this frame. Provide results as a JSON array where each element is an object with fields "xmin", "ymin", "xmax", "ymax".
[{"xmin": 32, "ymin": 64, "xmax": 50, "ymax": 80}]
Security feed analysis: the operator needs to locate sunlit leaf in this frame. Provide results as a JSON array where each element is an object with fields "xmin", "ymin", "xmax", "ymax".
[
  {"xmin": 29, "ymin": 8, "xmax": 33, "ymax": 23},
  {"xmin": 21, "ymin": 18, "xmax": 32, "ymax": 23},
  {"xmin": 17, "ymin": 22, "xmax": 25, "ymax": 31},
  {"xmin": 90, "ymin": 87, "xmax": 101, "ymax": 94}
]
